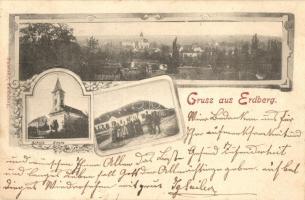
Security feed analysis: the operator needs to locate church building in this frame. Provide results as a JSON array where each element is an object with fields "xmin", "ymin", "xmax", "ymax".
[{"xmin": 28, "ymin": 78, "xmax": 88, "ymax": 138}]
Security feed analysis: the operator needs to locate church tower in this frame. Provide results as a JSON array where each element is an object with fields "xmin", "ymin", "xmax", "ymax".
[{"xmin": 51, "ymin": 78, "xmax": 65, "ymax": 113}]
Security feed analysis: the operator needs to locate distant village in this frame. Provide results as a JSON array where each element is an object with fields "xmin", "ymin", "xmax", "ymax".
[
  {"xmin": 19, "ymin": 23, "xmax": 282, "ymax": 81},
  {"xmin": 80, "ymin": 32, "xmax": 282, "ymax": 81}
]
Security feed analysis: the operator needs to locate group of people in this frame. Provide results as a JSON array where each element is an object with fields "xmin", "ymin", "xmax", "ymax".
[
  {"xmin": 111, "ymin": 116, "xmax": 144, "ymax": 143},
  {"xmin": 108, "ymin": 111, "xmax": 163, "ymax": 144}
]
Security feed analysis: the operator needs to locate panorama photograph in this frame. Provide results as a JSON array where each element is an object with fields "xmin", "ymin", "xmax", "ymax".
[{"xmin": 19, "ymin": 21, "xmax": 282, "ymax": 81}]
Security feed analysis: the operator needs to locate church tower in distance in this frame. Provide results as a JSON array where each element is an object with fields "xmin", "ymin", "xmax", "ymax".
[{"xmin": 51, "ymin": 78, "xmax": 65, "ymax": 113}]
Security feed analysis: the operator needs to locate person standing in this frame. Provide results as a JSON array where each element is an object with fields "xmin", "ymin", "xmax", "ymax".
[
  {"xmin": 145, "ymin": 111, "xmax": 154, "ymax": 134},
  {"xmin": 127, "ymin": 118, "xmax": 134, "ymax": 138},
  {"xmin": 135, "ymin": 117, "xmax": 144, "ymax": 135},
  {"xmin": 131, "ymin": 118, "xmax": 136, "ymax": 136},
  {"xmin": 51, "ymin": 119, "xmax": 59, "ymax": 133},
  {"xmin": 111, "ymin": 121, "xmax": 118, "ymax": 143},
  {"xmin": 152, "ymin": 111, "xmax": 161, "ymax": 134},
  {"xmin": 122, "ymin": 121, "xmax": 129, "ymax": 139}
]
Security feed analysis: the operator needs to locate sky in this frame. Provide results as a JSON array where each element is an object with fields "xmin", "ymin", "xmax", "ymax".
[
  {"xmin": 26, "ymin": 72, "xmax": 89, "ymax": 122},
  {"xmin": 69, "ymin": 21, "xmax": 282, "ymax": 37},
  {"xmin": 93, "ymin": 79, "xmax": 176, "ymax": 117}
]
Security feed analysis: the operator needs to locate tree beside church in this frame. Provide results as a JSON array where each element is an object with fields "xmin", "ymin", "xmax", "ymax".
[{"xmin": 27, "ymin": 79, "xmax": 89, "ymax": 139}]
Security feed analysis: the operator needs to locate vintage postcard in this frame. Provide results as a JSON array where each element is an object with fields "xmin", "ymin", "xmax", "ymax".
[{"xmin": 0, "ymin": 1, "xmax": 304, "ymax": 200}]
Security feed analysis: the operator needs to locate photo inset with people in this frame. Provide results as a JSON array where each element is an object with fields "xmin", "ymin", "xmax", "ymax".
[{"xmin": 94, "ymin": 77, "xmax": 182, "ymax": 153}]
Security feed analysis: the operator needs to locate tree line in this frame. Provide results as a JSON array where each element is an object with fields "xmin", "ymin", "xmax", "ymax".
[{"xmin": 19, "ymin": 24, "xmax": 282, "ymax": 80}]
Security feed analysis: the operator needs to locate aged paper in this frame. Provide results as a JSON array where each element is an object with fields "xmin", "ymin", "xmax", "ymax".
[{"xmin": 0, "ymin": 1, "xmax": 304, "ymax": 200}]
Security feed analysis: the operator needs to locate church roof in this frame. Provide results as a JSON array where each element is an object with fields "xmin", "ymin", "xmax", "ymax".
[
  {"xmin": 49, "ymin": 105, "xmax": 87, "ymax": 117},
  {"xmin": 52, "ymin": 78, "xmax": 65, "ymax": 93},
  {"xmin": 62, "ymin": 105, "xmax": 86, "ymax": 116}
]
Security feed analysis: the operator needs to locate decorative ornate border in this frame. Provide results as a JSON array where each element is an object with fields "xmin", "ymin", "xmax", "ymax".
[
  {"xmin": 9, "ymin": 82, "xmax": 94, "ymax": 153},
  {"xmin": 22, "ymin": 68, "xmax": 94, "ymax": 145},
  {"xmin": 83, "ymin": 81, "xmax": 122, "ymax": 92},
  {"xmin": 7, "ymin": 12, "xmax": 295, "ymax": 153},
  {"xmin": 9, "ymin": 13, "xmax": 294, "ymax": 90},
  {"xmin": 8, "ymin": 69, "xmax": 99, "ymax": 153},
  {"xmin": 31, "ymin": 142, "xmax": 93, "ymax": 153},
  {"xmin": 9, "ymin": 76, "xmax": 38, "ymax": 137},
  {"xmin": 8, "ymin": 69, "xmax": 128, "ymax": 152}
]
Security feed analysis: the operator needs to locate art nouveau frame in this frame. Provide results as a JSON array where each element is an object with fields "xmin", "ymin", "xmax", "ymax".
[
  {"xmin": 21, "ymin": 68, "xmax": 93, "ymax": 146},
  {"xmin": 9, "ymin": 13, "xmax": 294, "ymax": 90},
  {"xmin": 92, "ymin": 75, "xmax": 185, "ymax": 156}
]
